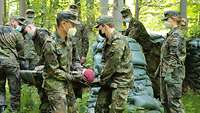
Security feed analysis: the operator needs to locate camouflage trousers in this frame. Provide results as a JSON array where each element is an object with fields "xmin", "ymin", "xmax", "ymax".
[
  {"xmin": 0, "ymin": 65, "xmax": 21, "ymax": 112},
  {"xmin": 43, "ymin": 78, "xmax": 79, "ymax": 113},
  {"xmin": 95, "ymin": 86, "xmax": 129, "ymax": 113},
  {"xmin": 162, "ymin": 80, "xmax": 185, "ymax": 113}
]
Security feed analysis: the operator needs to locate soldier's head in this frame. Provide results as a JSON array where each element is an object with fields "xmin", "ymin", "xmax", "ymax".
[
  {"xmin": 9, "ymin": 16, "xmax": 25, "ymax": 29},
  {"xmin": 95, "ymin": 15, "xmax": 115, "ymax": 39},
  {"xmin": 121, "ymin": 6, "xmax": 132, "ymax": 23},
  {"xmin": 162, "ymin": 10, "xmax": 187, "ymax": 29},
  {"xmin": 25, "ymin": 9, "xmax": 35, "ymax": 23},
  {"xmin": 56, "ymin": 10, "xmax": 80, "ymax": 39}
]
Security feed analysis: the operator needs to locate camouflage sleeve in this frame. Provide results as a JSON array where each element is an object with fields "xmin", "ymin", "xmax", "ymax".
[
  {"xmin": 166, "ymin": 33, "xmax": 181, "ymax": 72},
  {"xmin": 15, "ymin": 32, "xmax": 24, "ymax": 58},
  {"xmin": 100, "ymin": 39, "xmax": 125, "ymax": 83},
  {"xmin": 127, "ymin": 20, "xmax": 142, "ymax": 38},
  {"xmin": 81, "ymin": 26, "xmax": 89, "ymax": 57},
  {"xmin": 43, "ymin": 42, "xmax": 72, "ymax": 81}
]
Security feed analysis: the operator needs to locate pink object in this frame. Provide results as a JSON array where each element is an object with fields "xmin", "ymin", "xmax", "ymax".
[{"xmin": 83, "ymin": 69, "xmax": 95, "ymax": 83}]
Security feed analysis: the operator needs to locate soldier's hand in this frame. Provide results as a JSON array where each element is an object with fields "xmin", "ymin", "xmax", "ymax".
[
  {"xmin": 71, "ymin": 71, "xmax": 83, "ymax": 81},
  {"xmin": 80, "ymin": 56, "xmax": 86, "ymax": 64},
  {"xmin": 34, "ymin": 65, "xmax": 44, "ymax": 71}
]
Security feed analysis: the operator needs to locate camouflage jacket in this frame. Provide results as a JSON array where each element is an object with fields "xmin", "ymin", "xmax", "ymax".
[
  {"xmin": 0, "ymin": 26, "xmax": 24, "ymax": 66},
  {"xmin": 42, "ymin": 32, "xmax": 73, "ymax": 81},
  {"xmin": 72, "ymin": 23, "xmax": 89, "ymax": 58},
  {"xmin": 23, "ymin": 33, "xmax": 39, "ymax": 60},
  {"xmin": 123, "ymin": 17, "xmax": 153, "ymax": 53},
  {"xmin": 160, "ymin": 27, "xmax": 186, "ymax": 78},
  {"xmin": 32, "ymin": 28, "xmax": 50, "ymax": 56},
  {"xmin": 101, "ymin": 31, "xmax": 133, "ymax": 88}
]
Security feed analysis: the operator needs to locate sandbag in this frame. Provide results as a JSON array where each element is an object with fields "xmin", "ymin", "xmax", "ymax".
[
  {"xmin": 127, "ymin": 95, "xmax": 162, "ymax": 112},
  {"xmin": 131, "ymin": 51, "xmax": 147, "ymax": 66},
  {"xmin": 148, "ymin": 32, "xmax": 165, "ymax": 44},
  {"xmin": 185, "ymin": 38, "xmax": 200, "ymax": 92},
  {"xmin": 126, "ymin": 38, "xmax": 147, "ymax": 66}
]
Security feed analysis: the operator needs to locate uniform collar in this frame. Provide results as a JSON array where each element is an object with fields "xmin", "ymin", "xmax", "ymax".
[
  {"xmin": 53, "ymin": 32, "xmax": 66, "ymax": 44},
  {"xmin": 106, "ymin": 31, "xmax": 118, "ymax": 45}
]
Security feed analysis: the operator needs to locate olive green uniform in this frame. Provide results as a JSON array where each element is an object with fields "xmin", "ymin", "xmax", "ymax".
[
  {"xmin": 159, "ymin": 27, "xmax": 186, "ymax": 113},
  {"xmin": 0, "ymin": 26, "xmax": 24, "ymax": 112},
  {"xmin": 95, "ymin": 32, "xmax": 133, "ymax": 113}
]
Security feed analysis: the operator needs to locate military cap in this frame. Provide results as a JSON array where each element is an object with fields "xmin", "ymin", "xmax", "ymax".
[
  {"xmin": 12, "ymin": 16, "xmax": 26, "ymax": 25},
  {"xmin": 69, "ymin": 4, "xmax": 78, "ymax": 10},
  {"xmin": 162, "ymin": 10, "xmax": 180, "ymax": 21},
  {"xmin": 57, "ymin": 10, "xmax": 80, "ymax": 25},
  {"xmin": 120, "ymin": 6, "xmax": 132, "ymax": 18},
  {"xmin": 26, "ymin": 9, "xmax": 35, "ymax": 14},
  {"xmin": 69, "ymin": 4, "xmax": 79, "ymax": 17},
  {"xmin": 95, "ymin": 15, "xmax": 114, "ymax": 28}
]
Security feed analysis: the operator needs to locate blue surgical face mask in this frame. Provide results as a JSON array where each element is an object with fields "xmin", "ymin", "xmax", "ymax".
[
  {"xmin": 124, "ymin": 17, "xmax": 131, "ymax": 23},
  {"xmin": 15, "ymin": 25, "xmax": 22, "ymax": 32}
]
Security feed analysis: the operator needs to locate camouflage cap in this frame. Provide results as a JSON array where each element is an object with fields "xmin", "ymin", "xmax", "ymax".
[
  {"xmin": 26, "ymin": 9, "xmax": 35, "ymax": 14},
  {"xmin": 69, "ymin": 4, "xmax": 78, "ymax": 10},
  {"xmin": 69, "ymin": 4, "xmax": 79, "ymax": 17},
  {"xmin": 57, "ymin": 10, "xmax": 80, "ymax": 25},
  {"xmin": 162, "ymin": 10, "xmax": 180, "ymax": 21},
  {"xmin": 12, "ymin": 16, "xmax": 26, "ymax": 25},
  {"xmin": 120, "ymin": 6, "xmax": 132, "ymax": 18},
  {"xmin": 95, "ymin": 15, "xmax": 114, "ymax": 28}
]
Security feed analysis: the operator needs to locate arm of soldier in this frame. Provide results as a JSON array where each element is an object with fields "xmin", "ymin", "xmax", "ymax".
[
  {"xmin": 163, "ymin": 33, "xmax": 181, "ymax": 79},
  {"xmin": 167, "ymin": 33, "xmax": 181, "ymax": 69},
  {"xmin": 100, "ymin": 39, "xmax": 124, "ymax": 84},
  {"xmin": 15, "ymin": 32, "xmax": 25, "ymax": 58},
  {"xmin": 43, "ymin": 42, "xmax": 71, "ymax": 81},
  {"xmin": 81, "ymin": 26, "xmax": 89, "ymax": 58}
]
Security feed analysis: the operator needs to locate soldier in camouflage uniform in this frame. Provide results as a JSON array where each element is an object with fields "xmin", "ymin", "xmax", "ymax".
[
  {"xmin": 25, "ymin": 9, "xmax": 35, "ymax": 24},
  {"xmin": 87, "ymin": 35, "xmax": 105, "ymax": 113},
  {"xmin": 157, "ymin": 10, "xmax": 186, "ymax": 113},
  {"xmin": 0, "ymin": 26, "xmax": 24, "ymax": 112},
  {"xmin": 68, "ymin": 4, "xmax": 89, "ymax": 64},
  {"xmin": 94, "ymin": 16, "xmax": 133, "ymax": 113},
  {"xmin": 24, "ymin": 9, "xmax": 40, "ymax": 70},
  {"xmin": 9, "ymin": 16, "xmax": 39, "ymax": 70},
  {"xmin": 40, "ymin": 11, "xmax": 81, "ymax": 113},
  {"xmin": 121, "ymin": 7, "xmax": 162, "ymax": 98},
  {"xmin": 21, "ymin": 23, "xmax": 51, "ymax": 113}
]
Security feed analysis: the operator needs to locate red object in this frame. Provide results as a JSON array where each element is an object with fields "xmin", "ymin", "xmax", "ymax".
[{"xmin": 83, "ymin": 69, "xmax": 95, "ymax": 83}]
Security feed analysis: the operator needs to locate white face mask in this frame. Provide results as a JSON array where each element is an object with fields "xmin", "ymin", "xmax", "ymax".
[
  {"xmin": 68, "ymin": 27, "xmax": 77, "ymax": 37},
  {"xmin": 164, "ymin": 21, "xmax": 171, "ymax": 29}
]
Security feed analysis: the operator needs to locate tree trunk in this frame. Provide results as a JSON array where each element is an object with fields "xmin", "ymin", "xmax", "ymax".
[
  {"xmin": 86, "ymin": 0, "xmax": 94, "ymax": 30},
  {"xmin": 3, "ymin": 0, "xmax": 6, "ymax": 24},
  {"xmin": 112, "ymin": 0, "xmax": 124, "ymax": 31},
  {"xmin": 19, "ymin": 0, "xmax": 27, "ymax": 17},
  {"xmin": 135, "ymin": 0, "xmax": 139, "ymax": 20},
  {"xmin": 0, "ymin": 0, "xmax": 4, "ymax": 25},
  {"xmin": 180, "ymin": 0, "xmax": 187, "ymax": 19},
  {"xmin": 40, "ymin": 0, "xmax": 47, "ymax": 27},
  {"xmin": 100, "ymin": 0, "xmax": 108, "ymax": 15}
]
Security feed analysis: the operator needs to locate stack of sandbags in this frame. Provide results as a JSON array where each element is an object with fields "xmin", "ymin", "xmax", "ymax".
[
  {"xmin": 126, "ymin": 38, "xmax": 163, "ymax": 113},
  {"xmin": 185, "ymin": 38, "xmax": 200, "ymax": 92}
]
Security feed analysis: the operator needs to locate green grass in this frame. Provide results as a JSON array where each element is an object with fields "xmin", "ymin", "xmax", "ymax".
[
  {"xmin": 182, "ymin": 91, "xmax": 200, "ymax": 113},
  {"xmin": 3, "ymin": 84, "xmax": 200, "ymax": 113}
]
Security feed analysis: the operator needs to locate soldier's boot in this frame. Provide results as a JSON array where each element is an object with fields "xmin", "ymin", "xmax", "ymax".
[{"xmin": 0, "ymin": 105, "xmax": 6, "ymax": 113}]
